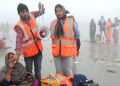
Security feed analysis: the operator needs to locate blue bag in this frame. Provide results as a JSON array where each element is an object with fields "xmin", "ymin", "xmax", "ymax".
[{"xmin": 74, "ymin": 74, "xmax": 88, "ymax": 86}]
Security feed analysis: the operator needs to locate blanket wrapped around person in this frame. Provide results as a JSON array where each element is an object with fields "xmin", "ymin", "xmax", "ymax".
[{"xmin": 0, "ymin": 52, "xmax": 35, "ymax": 86}]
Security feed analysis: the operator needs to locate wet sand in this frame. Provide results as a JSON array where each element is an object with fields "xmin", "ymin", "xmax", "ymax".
[{"xmin": 0, "ymin": 30, "xmax": 120, "ymax": 86}]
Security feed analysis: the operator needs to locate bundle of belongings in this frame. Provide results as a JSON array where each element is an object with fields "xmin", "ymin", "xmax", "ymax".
[
  {"xmin": 61, "ymin": 74, "xmax": 99, "ymax": 86},
  {"xmin": 40, "ymin": 72, "xmax": 99, "ymax": 86},
  {"xmin": 40, "ymin": 72, "xmax": 66, "ymax": 86},
  {"xmin": 96, "ymin": 34, "xmax": 101, "ymax": 43}
]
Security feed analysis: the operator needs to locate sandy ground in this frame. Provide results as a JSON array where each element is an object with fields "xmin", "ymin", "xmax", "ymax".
[{"xmin": 0, "ymin": 30, "xmax": 120, "ymax": 86}]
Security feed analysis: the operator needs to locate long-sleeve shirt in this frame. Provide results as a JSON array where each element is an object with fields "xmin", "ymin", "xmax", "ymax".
[
  {"xmin": 77, "ymin": 38, "xmax": 81, "ymax": 51},
  {"xmin": 15, "ymin": 10, "xmax": 44, "ymax": 55},
  {"xmin": 73, "ymin": 22, "xmax": 80, "ymax": 40},
  {"xmin": 72, "ymin": 22, "xmax": 81, "ymax": 51}
]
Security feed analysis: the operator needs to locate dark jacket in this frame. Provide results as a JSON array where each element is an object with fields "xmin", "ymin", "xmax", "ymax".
[{"xmin": 77, "ymin": 38, "xmax": 80, "ymax": 51}]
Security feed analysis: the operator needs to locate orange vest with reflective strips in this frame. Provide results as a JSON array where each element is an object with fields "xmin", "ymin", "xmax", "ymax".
[
  {"xmin": 14, "ymin": 13, "xmax": 43, "ymax": 57},
  {"xmin": 73, "ymin": 41, "xmax": 77, "ymax": 58},
  {"xmin": 51, "ymin": 17, "xmax": 74, "ymax": 57}
]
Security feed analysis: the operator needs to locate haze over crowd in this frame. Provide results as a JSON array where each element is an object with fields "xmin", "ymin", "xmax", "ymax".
[{"xmin": 0, "ymin": 0, "xmax": 120, "ymax": 40}]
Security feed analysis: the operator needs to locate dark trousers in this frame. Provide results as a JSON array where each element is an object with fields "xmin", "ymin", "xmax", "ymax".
[
  {"xmin": 100, "ymin": 30, "xmax": 106, "ymax": 37},
  {"xmin": 24, "ymin": 52, "xmax": 42, "ymax": 85},
  {"xmin": 100, "ymin": 27, "xmax": 107, "ymax": 37}
]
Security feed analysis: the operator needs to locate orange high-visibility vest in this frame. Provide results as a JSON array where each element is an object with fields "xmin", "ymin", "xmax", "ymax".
[
  {"xmin": 51, "ymin": 17, "xmax": 74, "ymax": 57},
  {"xmin": 73, "ymin": 41, "xmax": 77, "ymax": 58},
  {"xmin": 14, "ymin": 13, "xmax": 43, "ymax": 57}
]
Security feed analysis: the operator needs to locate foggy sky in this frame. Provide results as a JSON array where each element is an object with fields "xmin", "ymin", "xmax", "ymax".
[
  {"xmin": 1, "ymin": 0, "xmax": 120, "ymax": 24},
  {"xmin": 0, "ymin": 0, "xmax": 120, "ymax": 40}
]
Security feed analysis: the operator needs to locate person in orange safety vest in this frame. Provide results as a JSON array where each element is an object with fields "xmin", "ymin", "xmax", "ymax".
[
  {"xmin": 50, "ymin": 4, "xmax": 80, "ymax": 77},
  {"xmin": 12, "ymin": 2, "xmax": 45, "ymax": 85}
]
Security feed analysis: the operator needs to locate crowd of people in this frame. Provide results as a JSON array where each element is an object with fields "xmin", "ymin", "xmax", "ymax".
[
  {"xmin": 0, "ymin": 22, "xmax": 10, "ymax": 49},
  {"xmin": 0, "ymin": 1, "xmax": 119, "ymax": 86},
  {"xmin": 89, "ymin": 16, "xmax": 120, "ymax": 43},
  {"xmin": 0, "ymin": 22, "xmax": 9, "ymax": 38},
  {"xmin": 0, "ymin": 2, "xmax": 81, "ymax": 86}
]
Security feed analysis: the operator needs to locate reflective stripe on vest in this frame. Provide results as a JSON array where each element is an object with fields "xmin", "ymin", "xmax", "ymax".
[
  {"xmin": 52, "ymin": 41, "xmax": 60, "ymax": 44},
  {"xmin": 51, "ymin": 18, "xmax": 74, "ymax": 57},
  {"xmin": 64, "ymin": 18, "xmax": 74, "ymax": 37},
  {"xmin": 52, "ymin": 41, "xmax": 74, "ymax": 44},
  {"xmin": 73, "ymin": 41, "xmax": 77, "ymax": 58},
  {"xmin": 21, "ymin": 40, "xmax": 35, "ymax": 47},
  {"xmin": 17, "ymin": 13, "xmax": 37, "ymax": 47},
  {"xmin": 17, "ymin": 22, "xmax": 29, "ymax": 41},
  {"xmin": 51, "ymin": 18, "xmax": 74, "ymax": 37},
  {"xmin": 51, "ymin": 18, "xmax": 74, "ymax": 45},
  {"xmin": 74, "ymin": 44, "xmax": 77, "ymax": 47},
  {"xmin": 74, "ymin": 41, "xmax": 77, "ymax": 47},
  {"xmin": 29, "ymin": 13, "xmax": 38, "ymax": 35}
]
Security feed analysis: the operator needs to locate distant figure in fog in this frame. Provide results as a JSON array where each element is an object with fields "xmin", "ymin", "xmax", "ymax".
[
  {"xmin": 6, "ymin": 22, "xmax": 9, "ymax": 35},
  {"xmin": 90, "ymin": 19, "xmax": 96, "ymax": 42},
  {"xmin": 1, "ymin": 23, "xmax": 5, "ymax": 37},
  {"xmin": 98, "ymin": 16, "xmax": 106, "ymax": 38},
  {"xmin": 106, "ymin": 18, "xmax": 112, "ymax": 41},
  {"xmin": 112, "ymin": 17, "xmax": 119, "ymax": 44}
]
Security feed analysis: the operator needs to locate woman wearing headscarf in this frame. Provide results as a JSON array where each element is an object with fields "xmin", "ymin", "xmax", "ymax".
[
  {"xmin": 0, "ymin": 52, "xmax": 36, "ymax": 86},
  {"xmin": 50, "ymin": 4, "xmax": 80, "ymax": 77},
  {"xmin": 106, "ymin": 18, "xmax": 112, "ymax": 41},
  {"xmin": 112, "ymin": 17, "xmax": 119, "ymax": 43},
  {"xmin": 90, "ymin": 19, "xmax": 96, "ymax": 42}
]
